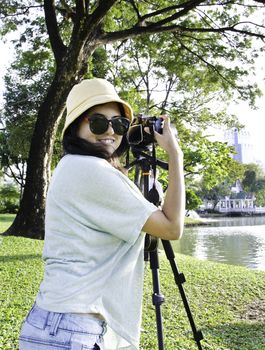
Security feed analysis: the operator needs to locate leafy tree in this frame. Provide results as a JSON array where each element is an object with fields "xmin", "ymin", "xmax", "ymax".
[
  {"xmin": 241, "ymin": 163, "xmax": 265, "ymax": 206},
  {"xmin": 197, "ymin": 158, "xmax": 245, "ymax": 208},
  {"xmin": 182, "ymin": 131, "xmax": 245, "ymax": 188},
  {"xmin": 108, "ymin": 34, "xmax": 249, "ymax": 128},
  {"xmin": 0, "ymin": 127, "xmax": 27, "ymax": 196},
  {"xmin": 185, "ymin": 188, "xmax": 202, "ymax": 213},
  {"xmin": 255, "ymin": 185, "xmax": 265, "ymax": 206},
  {"xmin": 105, "ymin": 36, "xmax": 250, "ymax": 196},
  {"xmin": 242, "ymin": 163, "xmax": 265, "ymax": 190},
  {"xmin": 0, "ymin": 183, "xmax": 20, "ymax": 213},
  {"xmin": 242, "ymin": 169, "xmax": 256, "ymax": 192},
  {"xmin": 198, "ymin": 181, "xmax": 233, "ymax": 209},
  {"xmin": 0, "ymin": 1, "xmax": 265, "ymax": 238},
  {"xmin": 198, "ymin": 161, "xmax": 265, "ymax": 209}
]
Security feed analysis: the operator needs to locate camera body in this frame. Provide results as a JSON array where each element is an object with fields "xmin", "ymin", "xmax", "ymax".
[{"xmin": 127, "ymin": 114, "xmax": 163, "ymax": 147}]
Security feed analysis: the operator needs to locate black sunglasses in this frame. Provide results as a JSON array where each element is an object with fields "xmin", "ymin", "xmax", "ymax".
[{"xmin": 87, "ymin": 113, "xmax": 130, "ymax": 135}]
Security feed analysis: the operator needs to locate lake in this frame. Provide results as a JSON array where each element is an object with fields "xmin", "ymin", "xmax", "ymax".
[{"xmin": 170, "ymin": 216, "xmax": 265, "ymax": 271}]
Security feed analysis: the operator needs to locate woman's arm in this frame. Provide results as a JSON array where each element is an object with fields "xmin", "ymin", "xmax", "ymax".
[{"xmin": 142, "ymin": 116, "xmax": 185, "ymax": 240}]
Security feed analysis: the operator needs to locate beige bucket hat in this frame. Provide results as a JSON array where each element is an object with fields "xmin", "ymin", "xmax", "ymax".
[{"xmin": 62, "ymin": 78, "xmax": 134, "ymax": 138}]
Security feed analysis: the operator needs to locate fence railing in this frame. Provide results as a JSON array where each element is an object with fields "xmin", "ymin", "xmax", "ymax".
[{"xmin": 217, "ymin": 207, "xmax": 265, "ymax": 214}]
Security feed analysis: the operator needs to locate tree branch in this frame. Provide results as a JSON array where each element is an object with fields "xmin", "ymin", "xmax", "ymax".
[
  {"xmin": 128, "ymin": 0, "xmax": 141, "ymax": 22},
  {"xmin": 58, "ymin": 0, "xmax": 76, "ymax": 22},
  {"xmin": 75, "ymin": 0, "xmax": 85, "ymax": 20},
  {"xmin": 183, "ymin": 167, "xmax": 201, "ymax": 177},
  {"xmin": 0, "ymin": 5, "xmax": 42, "ymax": 19},
  {"xmin": 71, "ymin": 0, "xmax": 118, "ymax": 49},
  {"xmin": 99, "ymin": 21, "xmax": 265, "ymax": 44},
  {"xmin": 85, "ymin": 0, "xmax": 90, "ymax": 15},
  {"xmin": 137, "ymin": 0, "xmax": 204, "ymax": 28},
  {"xmin": 177, "ymin": 37, "xmax": 237, "ymax": 87},
  {"xmin": 43, "ymin": 0, "xmax": 67, "ymax": 65},
  {"xmin": 160, "ymin": 77, "xmax": 177, "ymax": 113},
  {"xmin": 89, "ymin": 0, "xmax": 118, "ymax": 27},
  {"xmin": 6, "ymin": 162, "xmax": 21, "ymax": 187},
  {"xmin": 127, "ymin": 0, "xmax": 202, "ymax": 27}
]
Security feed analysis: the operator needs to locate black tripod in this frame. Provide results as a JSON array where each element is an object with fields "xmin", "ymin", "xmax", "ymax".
[{"xmin": 126, "ymin": 146, "xmax": 204, "ymax": 350}]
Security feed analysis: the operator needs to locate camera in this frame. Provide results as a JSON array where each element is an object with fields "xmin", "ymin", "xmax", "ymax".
[{"xmin": 127, "ymin": 114, "xmax": 163, "ymax": 147}]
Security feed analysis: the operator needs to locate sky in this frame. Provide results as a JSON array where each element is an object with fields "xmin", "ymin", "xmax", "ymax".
[
  {"xmin": 208, "ymin": 50, "xmax": 265, "ymax": 168},
  {"xmin": 0, "ymin": 34, "xmax": 265, "ymax": 167}
]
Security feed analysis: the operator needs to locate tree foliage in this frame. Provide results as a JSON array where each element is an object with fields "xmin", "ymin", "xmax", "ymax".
[
  {"xmin": 255, "ymin": 185, "xmax": 265, "ymax": 206},
  {"xmin": 0, "ymin": 126, "xmax": 27, "ymax": 194},
  {"xmin": 197, "ymin": 157, "xmax": 245, "ymax": 208},
  {"xmin": 198, "ymin": 161, "xmax": 265, "ymax": 208},
  {"xmin": 241, "ymin": 163, "xmax": 265, "ymax": 206},
  {"xmin": 0, "ymin": 0, "xmax": 265, "ymax": 238},
  {"xmin": 0, "ymin": 183, "xmax": 20, "ymax": 213},
  {"xmin": 185, "ymin": 188, "xmax": 202, "ymax": 212}
]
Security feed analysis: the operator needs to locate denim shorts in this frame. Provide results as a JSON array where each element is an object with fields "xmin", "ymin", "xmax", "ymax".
[{"xmin": 19, "ymin": 303, "xmax": 107, "ymax": 350}]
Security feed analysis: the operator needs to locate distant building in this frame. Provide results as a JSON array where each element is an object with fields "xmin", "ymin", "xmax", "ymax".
[
  {"xmin": 199, "ymin": 180, "xmax": 265, "ymax": 215},
  {"xmin": 224, "ymin": 128, "xmax": 254, "ymax": 164},
  {"xmin": 217, "ymin": 192, "xmax": 255, "ymax": 213}
]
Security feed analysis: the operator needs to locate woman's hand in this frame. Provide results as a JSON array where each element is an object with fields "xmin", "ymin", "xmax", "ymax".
[
  {"xmin": 142, "ymin": 115, "xmax": 185, "ymax": 241},
  {"xmin": 154, "ymin": 115, "xmax": 182, "ymax": 157}
]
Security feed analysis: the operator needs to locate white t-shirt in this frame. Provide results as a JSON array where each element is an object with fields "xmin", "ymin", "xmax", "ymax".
[{"xmin": 36, "ymin": 155, "xmax": 158, "ymax": 349}]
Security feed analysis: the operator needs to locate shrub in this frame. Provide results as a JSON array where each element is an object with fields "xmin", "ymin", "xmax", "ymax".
[{"xmin": 0, "ymin": 183, "xmax": 20, "ymax": 213}]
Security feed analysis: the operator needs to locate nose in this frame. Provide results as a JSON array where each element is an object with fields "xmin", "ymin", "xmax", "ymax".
[{"xmin": 105, "ymin": 121, "xmax": 115, "ymax": 135}]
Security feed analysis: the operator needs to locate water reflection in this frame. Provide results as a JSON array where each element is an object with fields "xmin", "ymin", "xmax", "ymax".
[
  {"xmin": 170, "ymin": 216, "xmax": 265, "ymax": 270},
  {"xmin": 207, "ymin": 216, "xmax": 265, "ymax": 227}
]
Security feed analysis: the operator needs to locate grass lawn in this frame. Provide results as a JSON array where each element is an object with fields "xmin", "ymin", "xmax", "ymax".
[
  {"xmin": 0, "ymin": 215, "xmax": 265, "ymax": 349},
  {"xmin": 0, "ymin": 214, "xmax": 15, "ymax": 233}
]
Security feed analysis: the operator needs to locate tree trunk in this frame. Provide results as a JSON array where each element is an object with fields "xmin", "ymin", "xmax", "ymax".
[{"xmin": 4, "ymin": 45, "xmax": 96, "ymax": 239}]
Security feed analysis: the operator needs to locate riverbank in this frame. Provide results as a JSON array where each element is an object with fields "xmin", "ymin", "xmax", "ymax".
[
  {"xmin": 185, "ymin": 212, "xmax": 265, "ymax": 227},
  {"xmin": 184, "ymin": 217, "xmax": 212, "ymax": 226},
  {"xmin": 0, "ymin": 213, "xmax": 212, "ymax": 231},
  {"xmin": 1, "ymin": 235, "xmax": 264, "ymax": 350},
  {"xmin": 184, "ymin": 216, "xmax": 217, "ymax": 226}
]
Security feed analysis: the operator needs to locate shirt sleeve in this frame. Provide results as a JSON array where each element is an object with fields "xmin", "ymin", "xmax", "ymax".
[{"xmin": 53, "ymin": 156, "xmax": 158, "ymax": 245}]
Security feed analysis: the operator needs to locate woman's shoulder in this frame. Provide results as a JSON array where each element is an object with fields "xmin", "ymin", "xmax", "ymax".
[
  {"xmin": 55, "ymin": 155, "xmax": 119, "ymax": 180},
  {"xmin": 59, "ymin": 154, "xmax": 109, "ymax": 169}
]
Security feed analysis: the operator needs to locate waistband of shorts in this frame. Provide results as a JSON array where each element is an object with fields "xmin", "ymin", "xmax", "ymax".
[{"xmin": 29, "ymin": 303, "xmax": 106, "ymax": 335}]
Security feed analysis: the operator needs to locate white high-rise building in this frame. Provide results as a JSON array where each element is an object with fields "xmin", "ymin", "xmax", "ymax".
[{"xmin": 224, "ymin": 128, "xmax": 254, "ymax": 164}]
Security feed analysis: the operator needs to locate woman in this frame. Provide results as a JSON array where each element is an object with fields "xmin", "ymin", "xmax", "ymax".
[{"xmin": 19, "ymin": 78, "xmax": 185, "ymax": 350}]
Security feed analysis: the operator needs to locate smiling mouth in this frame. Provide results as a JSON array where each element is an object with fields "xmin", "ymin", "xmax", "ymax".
[{"xmin": 98, "ymin": 139, "xmax": 115, "ymax": 145}]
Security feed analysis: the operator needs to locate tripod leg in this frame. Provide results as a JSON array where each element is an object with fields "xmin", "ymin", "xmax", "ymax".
[
  {"xmin": 149, "ymin": 250, "xmax": 165, "ymax": 350},
  {"xmin": 161, "ymin": 240, "xmax": 204, "ymax": 350}
]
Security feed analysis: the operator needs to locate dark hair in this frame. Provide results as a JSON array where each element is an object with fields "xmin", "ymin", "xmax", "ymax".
[{"xmin": 62, "ymin": 103, "xmax": 129, "ymax": 167}]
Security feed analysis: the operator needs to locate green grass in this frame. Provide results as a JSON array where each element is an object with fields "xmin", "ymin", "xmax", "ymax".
[
  {"xmin": 142, "ymin": 253, "xmax": 265, "ymax": 350},
  {"xmin": 0, "ymin": 214, "xmax": 15, "ymax": 233},
  {"xmin": 0, "ymin": 234, "xmax": 264, "ymax": 350},
  {"xmin": 0, "ymin": 236, "xmax": 44, "ymax": 350}
]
